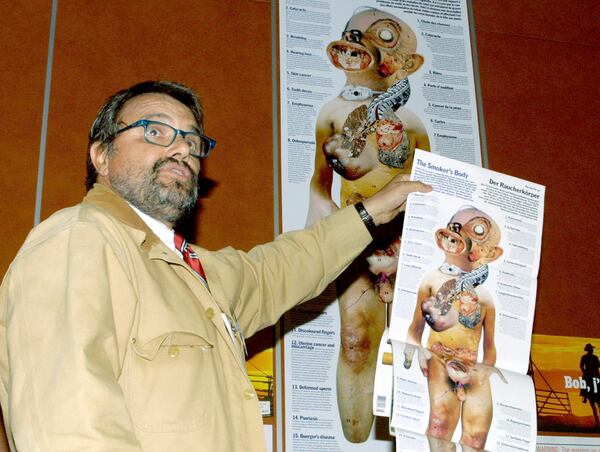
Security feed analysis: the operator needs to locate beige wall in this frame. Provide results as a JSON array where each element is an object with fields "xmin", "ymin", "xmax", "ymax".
[{"xmin": 0, "ymin": 1, "xmax": 598, "ymax": 449}]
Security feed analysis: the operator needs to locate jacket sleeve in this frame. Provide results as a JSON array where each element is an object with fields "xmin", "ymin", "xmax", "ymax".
[
  {"xmin": 204, "ymin": 205, "xmax": 372, "ymax": 338},
  {"xmin": 0, "ymin": 222, "xmax": 143, "ymax": 451}
]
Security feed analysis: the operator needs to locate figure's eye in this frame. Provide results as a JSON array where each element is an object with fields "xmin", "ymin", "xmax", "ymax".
[
  {"xmin": 365, "ymin": 19, "xmax": 401, "ymax": 48},
  {"xmin": 473, "ymin": 224, "xmax": 486, "ymax": 236},
  {"xmin": 379, "ymin": 29, "xmax": 394, "ymax": 42},
  {"xmin": 448, "ymin": 222, "xmax": 462, "ymax": 233},
  {"xmin": 463, "ymin": 216, "xmax": 492, "ymax": 241}
]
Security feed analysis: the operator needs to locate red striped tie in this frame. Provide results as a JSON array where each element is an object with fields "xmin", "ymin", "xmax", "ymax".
[{"xmin": 174, "ymin": 233, "xmax": 209, "ymax": 290}]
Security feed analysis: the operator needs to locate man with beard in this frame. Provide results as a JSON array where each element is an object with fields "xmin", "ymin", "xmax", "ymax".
[{"xmin": 0, "ymin": 81, "xmax": 430, "ymax": 452}]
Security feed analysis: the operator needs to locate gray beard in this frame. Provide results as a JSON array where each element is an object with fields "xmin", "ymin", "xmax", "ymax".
[{"xmin": 110, "ymin": 156, "xmax": 199, "ymax": 225}]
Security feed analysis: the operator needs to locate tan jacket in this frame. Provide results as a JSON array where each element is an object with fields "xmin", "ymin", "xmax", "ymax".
[{"xmin": 0, "ymin": 184, "xmax": 371, "ymax": 451}]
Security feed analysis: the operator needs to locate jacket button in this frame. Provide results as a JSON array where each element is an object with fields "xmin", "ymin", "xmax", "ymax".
[
  {"xmin": 168, "ymin": 346, "xmax": 180, "ymax": 358},
  {"xmin": 206, "ymin": 308, "xmax": 214, "ymax": 319},
  {"xmin": 243, "ymin": 388, "xmax": 256, "ymax": 400}
]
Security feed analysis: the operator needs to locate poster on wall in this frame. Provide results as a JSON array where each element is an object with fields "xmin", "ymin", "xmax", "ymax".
[
  {"xmin": 279, "ymin": 0, "xmax": 484, "ymax": 450},
  {"xmin": 531, "ymin": 334, "xmax": 600, "ymax": 442}
]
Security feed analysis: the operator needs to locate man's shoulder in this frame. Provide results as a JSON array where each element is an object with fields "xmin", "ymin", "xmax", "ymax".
[
  {"xmin": 16, "ymin": 198, "xmax": 133, "ymax": 259},
  {"xmin": 19, "ymin": 203, "xmax": 89, "ymax": 244}
]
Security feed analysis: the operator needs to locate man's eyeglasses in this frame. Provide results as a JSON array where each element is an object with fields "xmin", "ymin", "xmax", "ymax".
[{"xmin": 115, "ymin": 119, "xmax": 216, "ymax": 158}]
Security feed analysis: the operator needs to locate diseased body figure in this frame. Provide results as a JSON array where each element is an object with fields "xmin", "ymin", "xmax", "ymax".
[
  {"xmin": 404, "ymin": 207, "xmax": 504, "ymax": 449},
  {"xmin": 305, "ymin": 7, "xmax": 430, "ymax": 442}
]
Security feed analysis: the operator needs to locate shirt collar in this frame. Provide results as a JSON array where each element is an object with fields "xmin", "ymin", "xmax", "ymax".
[{"xmin": 127, "ymin": 203, "xmax": 181, "ymax": 257}]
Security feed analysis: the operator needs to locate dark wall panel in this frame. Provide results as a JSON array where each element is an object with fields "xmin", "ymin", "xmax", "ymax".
[
  {"xmin": 0, "ymin": 1, "xmax": 53, "ymax": 277},
  {"xmin": 41, "ymin": 0, "xmax": 274, "ymax": 251},
  {"xmin": 473, "ymin": 1, "xmax": 599, "ymax": 47},
  {"xmin": 473, "ymin": 2, "xmax": 600, "ymax": 337}
]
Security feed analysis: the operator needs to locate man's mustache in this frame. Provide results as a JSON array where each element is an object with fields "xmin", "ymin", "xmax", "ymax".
[{"xmin": 152, "ymin": 157, "xmax": 196, "ymax": 178}]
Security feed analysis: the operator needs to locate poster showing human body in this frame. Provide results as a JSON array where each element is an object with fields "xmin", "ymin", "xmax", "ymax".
[
  {"xmin": 280, "ymin": 1, "xmax": 484, "ymax": 450},
  {"xmin": 379, "ymin": 150, "xmax": 545, "ymax": 451}
]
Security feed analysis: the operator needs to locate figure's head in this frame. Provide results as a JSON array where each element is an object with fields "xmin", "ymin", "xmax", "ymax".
[
  {"xmin": 584, "ymin": 343, "xmax": 595, "ymax": 353},
  {"xmin": 87, "ymin": 81, "xmax": 216, "ymax": 226},
  {"xmin": 435, "ymin": 207, "xmax": 503, "ymax": 268},
  {"xmin": 326, "ymin": 7, "xmax": 423, "ymax": 83}
]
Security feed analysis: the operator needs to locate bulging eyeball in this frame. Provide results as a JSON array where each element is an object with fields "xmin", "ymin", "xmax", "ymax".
[
  {"xmin": 464, "ymin": 216, "xmax": 492, "ymax": 242},
  {"xmin": 473, "ymin": 224, "xmax": 486, "ymax": 236},
  {"xmin": 364, "ymin": 19, "xmax": 402, "ymax": 49},
  {"xmin": 379, "ymin": 29, "xmax": 394, "ymax": 42}
]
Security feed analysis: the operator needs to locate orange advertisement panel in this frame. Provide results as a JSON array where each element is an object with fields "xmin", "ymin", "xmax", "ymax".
[
  {"xmin": 245, "ymin": 328, "xmax": 276, "ymax": 419},
  {"xmin": 246, "ymin": 346, "xmax": 275, "ymax": 417},
  {"xmin": 531, "ymin": 334, "xmax": 600, "ymax": 436}
]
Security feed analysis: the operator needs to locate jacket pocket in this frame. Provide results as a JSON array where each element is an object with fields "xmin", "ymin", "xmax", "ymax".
[{"xmin": 125, "ymin": 331, "xmax": 216, "ymax": 432}]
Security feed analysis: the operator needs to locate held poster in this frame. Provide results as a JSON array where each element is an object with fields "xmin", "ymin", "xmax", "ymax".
[
  {"xmin": 279, "ymin": 1, "xmax": 484, "ymax": 450},
  {"xmin": 378, "ymin": 150, "xmax": 544, "ymax": 451}
]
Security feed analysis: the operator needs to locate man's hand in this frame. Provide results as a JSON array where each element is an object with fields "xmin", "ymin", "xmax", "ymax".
[{"xmin": 362, "ymin": 174, "xmax": 431, "ymax": 227}]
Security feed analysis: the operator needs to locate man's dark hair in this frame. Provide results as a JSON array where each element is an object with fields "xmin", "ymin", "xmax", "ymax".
[{"xmin": 86, "ymin": 80, "xmax": 204, "ymax": 191}]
